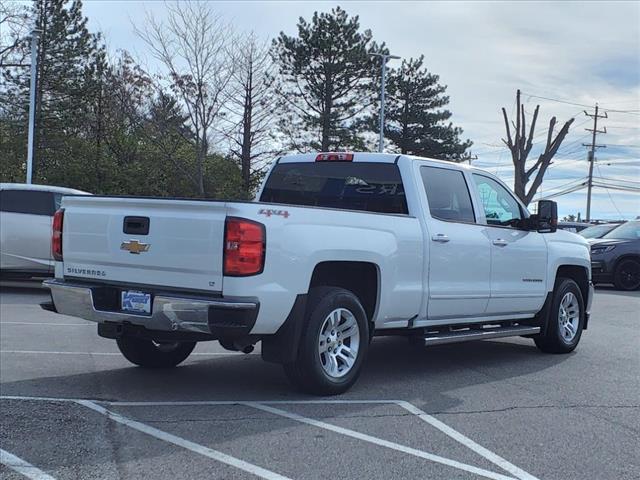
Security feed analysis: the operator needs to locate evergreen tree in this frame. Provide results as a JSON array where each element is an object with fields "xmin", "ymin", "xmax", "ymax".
[
  {"xmin": 380, "ymin": 55, "xmax": 471, "ymax": 160},
  {"xmin": 2, "ymin": 0, "xmax": 105, "ymax": 184},
  {"xmin": 272, "ymin": 7, "xmax": 385, "ymax": 152}
]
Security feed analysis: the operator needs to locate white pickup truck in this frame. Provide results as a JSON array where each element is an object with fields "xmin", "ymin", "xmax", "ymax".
[{"xmin": 43, "ymin": 152, "xmax": 593, "ymax": 395}]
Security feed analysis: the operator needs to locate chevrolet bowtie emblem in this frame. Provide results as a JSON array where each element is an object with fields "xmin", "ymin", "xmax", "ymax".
[{"xmin": 120, "ymin": 240, "xmax": 150, "ymax": 254}]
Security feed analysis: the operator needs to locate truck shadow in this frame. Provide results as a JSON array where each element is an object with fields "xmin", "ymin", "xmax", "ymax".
[{"xmin": 1, "ymin": 336, "xmax": 570, "ymax": 406}]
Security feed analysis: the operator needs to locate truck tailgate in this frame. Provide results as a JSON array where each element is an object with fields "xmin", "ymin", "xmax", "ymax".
[{"xmin": 61, "ymin": 196, "xmax": 227, "ymax": 292}]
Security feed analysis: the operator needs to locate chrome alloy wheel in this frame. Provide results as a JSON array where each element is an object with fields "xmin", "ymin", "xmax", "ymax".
[
  {"xmin": 318, "ymin": 308, "xmax": 360, "ymax": 378},
  {"xmin": 558, "ymin": 292, "xmax": 580, "ymax": 342}
]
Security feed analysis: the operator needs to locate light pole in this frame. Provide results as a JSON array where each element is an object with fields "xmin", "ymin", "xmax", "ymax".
[
  {"xmin": 369, "ymin": 53, "xmax": 400, "ymax": 153},
  {"xmin": 26, "ymin": 28, "xmax": 41, "ymax": 184}
]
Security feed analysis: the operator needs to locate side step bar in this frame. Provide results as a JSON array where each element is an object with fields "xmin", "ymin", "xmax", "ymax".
[{"xmin": 422, "ymin": 325, "xmax": 540, "ymax": 346}]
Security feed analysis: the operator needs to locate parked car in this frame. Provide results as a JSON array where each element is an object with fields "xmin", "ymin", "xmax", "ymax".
[
  {"xmin": 0, "ymin": 183, "xmax": 89, "ymax": 280},
  {"xmin": 579, "ymin": 223, "xmax": 620, "ymax": 239},
  {"xmin": 42, "ymin": 152, "xmax": 593, "ymax": 395},
  {"xmin": 557, "ymin": 221, "xmax": 591, "ymax": 233},
  {"xmin": 590, "ymin": 221, "xmax": 640, "ymax": 291}
]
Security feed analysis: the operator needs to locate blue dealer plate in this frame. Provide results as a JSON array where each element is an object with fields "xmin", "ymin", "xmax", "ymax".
[{"xmin": 121, "ymin": 291, "xmax": 151, "ymax": 314}]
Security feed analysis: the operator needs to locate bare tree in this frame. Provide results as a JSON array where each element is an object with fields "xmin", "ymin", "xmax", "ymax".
[
  {"xmin": 0, "ymin": 1, "xmax": 30, "ymax": 68},
  {"xmin": 135, "ymin": 2, "xmax": 233, "ymax": 196},
  {"xmin": 502, "ymin": 89, "xmax": 575, "ymax": 205},
  {"xmin": 224, "ymin": 32, "xmax": 279, "ymax": 194}
]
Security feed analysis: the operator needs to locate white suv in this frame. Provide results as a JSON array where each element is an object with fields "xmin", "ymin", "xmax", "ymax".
[{"xmin": 0, "ymin": 183, "xmax": 89, "ymax": 280}]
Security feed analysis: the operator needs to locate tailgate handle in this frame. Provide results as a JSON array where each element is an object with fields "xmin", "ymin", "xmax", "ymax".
[{"xmin": 123, "ymin": 216, "xmax": 150, "ymax": 235}]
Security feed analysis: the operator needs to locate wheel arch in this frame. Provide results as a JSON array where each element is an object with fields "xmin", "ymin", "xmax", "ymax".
[
  {"xmin": 309, "ymin": 261, "xmax": 380, "ymax": 330},
  {"xmin": 555, "ymin": 264, "xmax": 590, "ymax": 305}
]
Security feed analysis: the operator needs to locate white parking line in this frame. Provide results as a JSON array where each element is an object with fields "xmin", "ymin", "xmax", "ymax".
[
  {"xmin": 0, "ymin": 322, "xmax": 92, "ymax": 326},
  {"xmin": 75, "ymin": 400, "xmax": 292, "ymax": 480},
  {"xmin": 397, "ymin": 401, "xmax": 539, "ymax": 480},
  {"xmin": 1, "ymin": 395, "xmax": 539, "ymax": 480},
  {"xmin": 0, "ymin": 448, "xmax": 57, "ymax": 480},
  {"xmin": 245, "ymin": 402, "xmax": 519, "ymax": 480},
  {"xmin": 0, "ymin": 350, "xmax": 253, "ymax": 356}
]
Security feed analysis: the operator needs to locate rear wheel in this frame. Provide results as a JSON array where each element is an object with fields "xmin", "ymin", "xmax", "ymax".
[
  {"xmin": 284, "ymin": 287, "xmax": 369, "ymax": 395},
  {"xmin": 613, "ymin": 258, "xmax": 640, "ymax": 291},
  {"xmin": 534, "ymin": 278, "xmax": 584, "ymax": 354},
  {"xmin": 116, "ymin": 337, "xmax": 196, "ymax": 368}
]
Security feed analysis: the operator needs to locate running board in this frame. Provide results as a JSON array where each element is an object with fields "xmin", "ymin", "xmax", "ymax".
[{"xmin": 422, "ymin": 325, "xmax": 540, "ymax": 346}]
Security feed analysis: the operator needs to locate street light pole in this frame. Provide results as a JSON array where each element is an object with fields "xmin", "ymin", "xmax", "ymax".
[
  {"xmin": 26, "ymin": 29, "xmax": 41, "ymax": 185},
  {"xmin": 369, "ymin": 53, "xmax": 400, "ymax": 153}
]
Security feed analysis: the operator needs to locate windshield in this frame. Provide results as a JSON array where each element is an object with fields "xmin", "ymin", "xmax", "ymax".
[
  {"xmin": 602, "ymin": 221, "xmax": 640, "ymax": 240},
  {"xmin": 579, "ymin": 224, "xmax": 617, "ymax": 239}
]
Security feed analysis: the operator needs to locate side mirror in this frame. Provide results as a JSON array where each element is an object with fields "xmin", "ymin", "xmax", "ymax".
[{"xmin": 535, "ymin": 200, "xmax": 558, "ymax": 233}]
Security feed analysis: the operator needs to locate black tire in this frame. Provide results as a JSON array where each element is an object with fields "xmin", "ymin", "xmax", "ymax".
[
  {"xmin": 284, "ymin": 287, "xmax": 369, "ymax": 395},
  {"xmin": 534, "ymin": 278, "xmax": 585, "ymax": 354},
  {"xmin": 116, "ymin": 337, "xmax": 196, "ymax": 368},
  {"xmin": 613, "ymin": 258, "xmax": 640, "ymax": 291}
]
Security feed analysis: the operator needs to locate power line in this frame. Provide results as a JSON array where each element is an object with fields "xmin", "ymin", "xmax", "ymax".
[{"xmin": 521, "ymin": 91, "xmax": 640, "ymax": 114}]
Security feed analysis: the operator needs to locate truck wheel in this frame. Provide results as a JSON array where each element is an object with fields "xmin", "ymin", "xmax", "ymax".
[
  {"xmin": 116, "ymin": 338, "xmax": 196, "ymax": 368},
  {"xmin": 284, "ymin": 287, "xmax": 369, "ymax": 395},
  {"xmin": 534, "ymin": 278, "xmax": 584, "ymax": 354},
  {"xmin": 613, "ymin": 258, "xmax": 640, "ymax": 291}
]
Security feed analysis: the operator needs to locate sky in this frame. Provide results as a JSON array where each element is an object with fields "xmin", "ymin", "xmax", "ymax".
[{"xmin": 80, "ymin": 0, "xmax": 640, "ymax": 220}]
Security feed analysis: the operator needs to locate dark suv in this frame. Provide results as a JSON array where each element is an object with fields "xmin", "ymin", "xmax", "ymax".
[{"xmin": 590, "ymin": 221, "xmax": 640, "ymax": 291}]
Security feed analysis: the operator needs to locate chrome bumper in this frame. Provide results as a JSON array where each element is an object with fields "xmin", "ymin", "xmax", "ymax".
[{"xmin": 43, "ymin": 279, "xmax": 258, "ymax": 335}]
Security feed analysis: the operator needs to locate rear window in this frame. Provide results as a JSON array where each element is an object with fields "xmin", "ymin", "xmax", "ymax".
[
  {"xmin": 0, "ymin": 190, "xmax": 55, "ymax": 216},
  {"xmin": 260, "ymin": 162, "xmax": 408, "ymax": 214}
]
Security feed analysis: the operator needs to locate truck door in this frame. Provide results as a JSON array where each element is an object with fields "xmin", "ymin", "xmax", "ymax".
[
  {"xmin": 419, "ymin": 165, "xmax": 491, "ymax": 319},
  {"xmin": 471, "ymin": 174, "xmax": 547, "ymax": 316}
]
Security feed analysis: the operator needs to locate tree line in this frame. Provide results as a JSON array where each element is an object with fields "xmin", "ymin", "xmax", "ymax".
[{"xmin": 0, "ymin": 0, "xmax": 471, "ymax": 198}]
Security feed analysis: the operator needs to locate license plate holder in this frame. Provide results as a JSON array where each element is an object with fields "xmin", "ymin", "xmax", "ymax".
[{"xmin": 121, "ymin": 290, "xmax": 151, "ymax": 314}]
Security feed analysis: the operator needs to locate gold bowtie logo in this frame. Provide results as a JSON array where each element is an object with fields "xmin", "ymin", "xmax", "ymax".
[{"xmin": 120, "ymin": 240, "xmax": 150, "ymax": 254}]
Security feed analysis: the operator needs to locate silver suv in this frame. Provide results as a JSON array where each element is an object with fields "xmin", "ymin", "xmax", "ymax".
[{"xmin": 0, "ymin": 183, "xmax": 89, "ymax": 280}]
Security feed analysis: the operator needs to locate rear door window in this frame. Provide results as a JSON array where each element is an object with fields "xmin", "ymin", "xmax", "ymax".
[
  {"xmin": 260, "ymin": 162, "xmax": 408, "ymax": 214},
  {"xmin": 0, "ymin": 190, "xmax": 56, "ymax": 216},
  {"xmin": 420, "ymin": 166, "xmax": 475, "ymax": 223}
]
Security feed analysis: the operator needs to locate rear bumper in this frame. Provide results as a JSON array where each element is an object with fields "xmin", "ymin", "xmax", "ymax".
[{"xmin": 43, "ymin": 279, "xmax": 259, "ymax": 338}]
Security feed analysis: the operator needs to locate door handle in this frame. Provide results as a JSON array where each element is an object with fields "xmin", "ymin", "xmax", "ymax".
[
  {"xmin": 431, "ymin": 234, "xmax": 450, "ymax": 243},
  {"xmin": 492, "ymin": 239, "xmax": 508, "ymax": 247}
]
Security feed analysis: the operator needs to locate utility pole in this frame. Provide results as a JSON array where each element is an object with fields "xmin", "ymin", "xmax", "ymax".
[
  {"xmin": 369, "ymin": 53, "xmax": 400, "ymax": 153},
  {"xmin": 582, "ymin": 105, "xmax": 607, "ymax": 221},
  {"xmin": 26, "ymin": 29, "xmax": 41, "ymax": 184}
]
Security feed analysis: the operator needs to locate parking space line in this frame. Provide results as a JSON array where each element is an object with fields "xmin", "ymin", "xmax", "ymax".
[
  {"xmin": 0, "ymin": 448, "xmax": 57, "ymax": 480},
  {"xmin": 75, "ymin": 400, "xmax": 292, "ymax": 480},
  {"xmin": 0, "ymin": 322, "xmax": 93, "ymax": 326},
  {"xmin": 0, "ymin": 350, "xmax": 251, "ymax": 356},
  {"xmin": 1, "ymin": 395, "xmax": 539, "ymax": 480},
  {"xmin": 397, "ymin": 401, "xmax": 539, "ymax": 480},
  {"xmin": 245, "ymin": 402, "xmax": 518, "ymax": 480}
]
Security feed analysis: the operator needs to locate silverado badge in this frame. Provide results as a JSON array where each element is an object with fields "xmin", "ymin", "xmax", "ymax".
[{"xmin": 120, "ymin": 240, "xmax": 150, "ymax": 254}]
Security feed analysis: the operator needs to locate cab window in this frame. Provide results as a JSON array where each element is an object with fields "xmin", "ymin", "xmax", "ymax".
[
  {"xmin": 421, "ymin": 166, "xmax": 475, "ymax": 223},
  {"xmin": 472, "ymin": 174, "xmax": 523, "ymax": 227}
]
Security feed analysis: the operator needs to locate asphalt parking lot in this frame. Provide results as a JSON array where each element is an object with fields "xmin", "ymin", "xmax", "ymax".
[{"xmin": 1, "ymin": 286, "xmax": 638, "ymax": 480}]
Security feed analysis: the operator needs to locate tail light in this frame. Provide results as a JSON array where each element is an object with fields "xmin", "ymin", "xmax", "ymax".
[
  {"xmin": 224, "ymin": 217, "xmax": 265, "ymax": 276},
  {"xmin": 315, "ymin": 152, "xmax": 354, "ymax": 161},
  {"xmin": 52, "ymin": 208, "xmax": 64, "ymax": 261}
]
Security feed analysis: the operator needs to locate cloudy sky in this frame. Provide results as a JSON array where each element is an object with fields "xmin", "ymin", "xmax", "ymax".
[{"xmin": 81, "ymin": 0, "xmax": 640, "ymax": 220}]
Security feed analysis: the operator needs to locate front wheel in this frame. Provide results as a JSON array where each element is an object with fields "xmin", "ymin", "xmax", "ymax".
[
  {"xmin": 116, "ymin": 337, "xmax": 196, "ymax": 368},
  {"xmin": 613, "ymin": 258, "xmax": 640, "ymax": 291},
  {"xmin": 534, "ymin": 278, "xmax": 584, "ymax": 354},
  {"xmin": 284, "ymin": 287, "xmax": 369, "ymax": 395}
]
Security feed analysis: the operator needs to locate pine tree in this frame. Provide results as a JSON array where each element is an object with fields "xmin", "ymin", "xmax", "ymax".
[
  {"xmin": 381, "ymin": 55, "xmax": 471, "ymax": 160},
  {"xmin": 2, "ymin": 0, "xmax": 105, "ymax": 184},
  {"xmin": 272, "ymin": 7, "xmax": 385, "ymax": 152}
]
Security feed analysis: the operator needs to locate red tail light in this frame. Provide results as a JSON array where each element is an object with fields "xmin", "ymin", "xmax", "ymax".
[
  {"xmin": 52, "ymin": 208, "xmax": 64, "ymax": 261},
  {"xmin": 315, "ymin": 152, "xmax": 354, "ymax": 161},
  {"xmin": 224, "ymin": 217, "xmax": 265, "ymax": 276}
]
